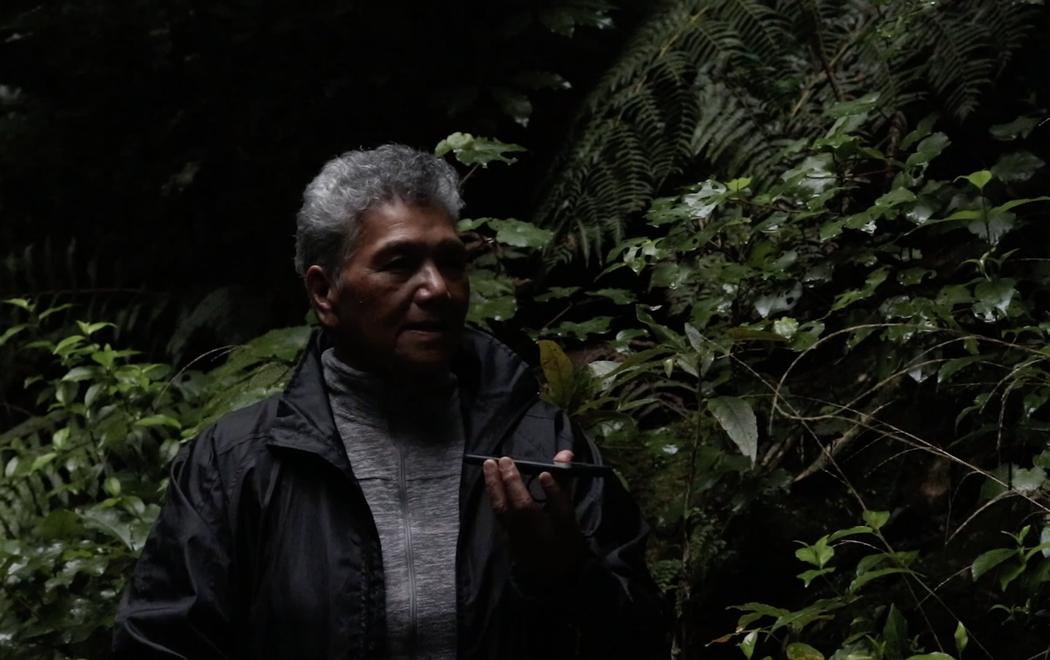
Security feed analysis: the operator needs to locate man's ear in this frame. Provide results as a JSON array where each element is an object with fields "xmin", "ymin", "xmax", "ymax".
[{"xmin": 304, "ymin": 265, "xmax": 340, "ymax": 328}]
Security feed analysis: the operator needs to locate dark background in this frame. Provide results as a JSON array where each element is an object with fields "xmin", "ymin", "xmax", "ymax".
[{"xmin": 0, "ymin": 0, "xmax": 643, "ymax": 355}]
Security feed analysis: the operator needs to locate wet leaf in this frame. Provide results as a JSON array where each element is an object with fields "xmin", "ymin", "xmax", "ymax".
[
  {"xmin": 795, "ymin": 536, "xmax": 834, "ymax": 568},
  {"xmin": 991, "ymin": 151, "xmax": 1045, "ymax": 182},
  {"xmin": 486, "ymin": 218, "xmax": 553, "ymax": 249},
  {"xmin": 786, "ymin": 642, "xmax": 824, "ymax": 660},
  {"xmin": 708, "ymin": 397, "xmax": 758, "ymax": 464},
  {"xmin": 971, "ymin": 548, "xmax": 1015, "ymax": 580},
  {"xmin": 434, "ymin": 132, "xmax": 526, "ymax": 167}
]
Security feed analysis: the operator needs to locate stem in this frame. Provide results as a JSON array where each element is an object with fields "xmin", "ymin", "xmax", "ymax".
[{"xmin": 672, "ymin": 374, "xmax": 704, "ymax": 658}]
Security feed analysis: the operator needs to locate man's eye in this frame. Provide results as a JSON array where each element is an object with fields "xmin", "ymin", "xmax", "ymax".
[
  {"xmin": 381, "ymin": 257, "xmax": 413, "ymax": 272},
  {"xmin": 441, "ymin": 256, "xmax": 468, "ymax": 273}
]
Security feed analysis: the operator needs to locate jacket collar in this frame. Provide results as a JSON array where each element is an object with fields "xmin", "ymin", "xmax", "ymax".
[{"xmin": 266, "ymin": 327, "xmax": 539, "ymax": 472}]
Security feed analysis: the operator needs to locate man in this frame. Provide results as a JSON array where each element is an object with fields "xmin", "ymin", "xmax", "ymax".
[{"xmin": 114, "ymin": 145, "xmax": 665, "ymax": 659}]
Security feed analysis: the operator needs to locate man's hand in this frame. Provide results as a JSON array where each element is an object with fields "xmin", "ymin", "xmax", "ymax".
[{"xmin": 482, "ymin": 451, "xmax": 587, "ymax": 584}]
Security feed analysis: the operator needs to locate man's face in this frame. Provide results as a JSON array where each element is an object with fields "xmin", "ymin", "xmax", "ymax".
[{"xmin": 317, "ymin": 199, "xmax": 470, "ymax": 377}]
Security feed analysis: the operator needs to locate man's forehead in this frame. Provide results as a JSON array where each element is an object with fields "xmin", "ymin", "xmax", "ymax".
[{"xmin": 356, "ymin": 202, "xmax": 461, "ymax": 250}]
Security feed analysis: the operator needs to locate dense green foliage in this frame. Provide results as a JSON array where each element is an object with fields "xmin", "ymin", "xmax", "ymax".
[
  {"xmin": 2, "ymin": 1, "xmax": 1050, "ymax": 658},
  {"xmin": 534, "ymin": 0, "xmax": 1040, "ymax": 262}
]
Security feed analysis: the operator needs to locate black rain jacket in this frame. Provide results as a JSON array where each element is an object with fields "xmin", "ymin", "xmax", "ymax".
[{"xmin": 114, "ymin": 329, "xmax": 666, "ymax": 659}]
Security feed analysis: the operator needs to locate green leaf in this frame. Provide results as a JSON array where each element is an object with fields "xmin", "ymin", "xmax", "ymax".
[
  {"xmin": 3, "ymin": 297, "xmax": 32, "ymax": 311},
  {"xmin": 827, "ymin": 525, "xmax": 873, "ymax": 542},
  {"xmin": 533, "ymin": 286, "xmax": 579, "ymax": 302},
  {"xmin": 999, "ymin": 561, "xmax": 1026, "ymax": 590},
  {"xmin": 589, "ymin": 288, "xmax": 636, "ymax": 305},
  {"xmin": 53, "ymin": 426, "xmax": 70, "ymax": 449},
  {"xmin": 786, "ymin": 642, "xmax": 824, "ymax": 660},
  {"xmin": 795, "ymin": 536, "xmax": 834, "ymax": 569},
  {"xmin": 708, "ymin": 397, "xmax": 758, "ymax": 464},
  {"xmin": 53, "ymin": 335, "xmax": 85, "ymax": 356},
  {"xmin": 467, "ymin": 272, "xmax": 517, "ymax": 324},
  {"xmin": 938, "ymin": 357, "xmax": 981, "ymax": 383},
  {"xmin": 904, "ymin": 133, "xmax": 949, "ymax": 167},
  {"xmin": 135, "ymin": 415, "xmax": 182, "ymax": 429},
  {"xmin": 954, "ymin": 621, "xmax": 968, "ymax": 655},
  {"xmin": 104, "ymin": 476, "xmax": 122, "ymax": 497},
  {"xmin": 848, "ymin": 567, "xmax": 912, "ymax": 593},
  {"xmin": 434, "ymin": 132, "xmax": 526, "ymax": 167},
  {"xmin": 0, "ymin": 324, "xmax": 27, "ymax": 347},
  {"xmin": 819, "ymin": 219, "xmax": 845, "ymax": 241},
  {"xmin": 76, "ymin": 321, "xmax": 115, "ymax": 336},
  {"xmin": 37, "ymin": 509, "xmax": 83, "ymax": 540},
  {"xmin": 684, "ymin": 323, "xmax": 705, "ymax": 353},
  {"xmin": 62, "ymin": 366, "xmax": 97, "ymax": 382},
  {"xmin": 30, "ymin": 452, "xmax": 58, "ymax": 472},
  {"xmin": 457, "ymin": 217, "xmax": 490, "ymax": 232},
  {"xmin": 971, "ymin": 548, "xmax": 1015, "ymax": 580},
  {"xmin": 863, "ymin": 510, "xmax": 890, "ymax": 531},
  {"xmin": 538, "ymin": 5, "xmax": 613, "ymax": 36},
  {"xmin": 875, "ymin": 187, "xmax": 917, "ymax": 208},
  {"xmin": 797, "ymin": 567, "xmax": 834, "ymax": 587},
  {"xmin": 549, "ymin": 317, "xmax": 613, "ymax": 341},
  {"xmin": 991, "ymin": 195, "xmax": 1050, "ymax": 214},
  {"xmin": 906, "ymin": 654, "xmax": 955, "ymax": 660},
  {"xmin": 740, "ymin": 629, "xmax": 758, "ymax": 659},
  {"xmin": 37, "ymin": 303, "xmax": 73, "ymax": 321},
  {"xmin": 883, "ymin": 604, "xmax": 908, "ymax": 652},
  {"xmin": 538, "ymin": 340, "xmax": 575, "ymax": 409},
  {"xmin": 956, "ymin": 170, "xmax": 993, "ymax": 191},
  {"xmin": 966, "ymin": 208, "xmax": 1015, "ymax": 245},
  {"xmin": 989, "ymin": 115, "xmax": 1040, "ymax": 141},
  {"xmin": 1010, "ymin": 466, "xmax": 1046, "ymax": 493},
  {"xmin": 973, "ymin": 279, "xmax": 1016, "ymax": 321},
  {"xmin": 513, "ymin": 70, "xmax": 571, "ymax": 91},
  {"xmin": 492, "ymin": 87, "xmax": 532, "ymax": 127},
  {"xmin": 991, "ymin": 151, "xmax": 1045, "ymax": 182},
  {"xmin": 485, "ymin": 218, "xmax": 553, "ymax": 249},
  {"xmin": 830, "ymin": 268, "xmax": 889, "ymax": 311},
  {"xmin": 81, "ymin": 506, "xmax": 137, "ymax": 551}
]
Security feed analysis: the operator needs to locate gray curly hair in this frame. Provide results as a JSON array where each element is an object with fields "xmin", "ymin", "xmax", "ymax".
[{"xmin": 294, "ymin": 144, "xmax": 464, "ymax": 278}]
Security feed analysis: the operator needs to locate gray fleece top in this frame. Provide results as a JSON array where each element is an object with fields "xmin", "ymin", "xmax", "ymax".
[{"xmin": 322, "ymin": 349, "xmax": 464, "ymax": 660}]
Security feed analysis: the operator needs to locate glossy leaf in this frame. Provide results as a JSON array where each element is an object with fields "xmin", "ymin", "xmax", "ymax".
[
  {"xmin": 434, "ymin": 132, "xmax": 526, "ymax": 167},
  {"xmin": 786, "ymin": 642, "xmax": 824, "ymax": 660},
  {"xmin": 708, "ymin": 397, "xmax": 758, "ymax": 464},
  {"xmin": 971, "ymin": 548, "xmax": 1015, "ymax": 580},
  {"xmin": 538, "ymin": 340, "xmax": 575, "ymax": 409}
]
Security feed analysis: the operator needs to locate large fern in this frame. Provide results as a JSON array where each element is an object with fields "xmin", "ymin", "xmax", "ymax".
[{"xmin": 535, "ymin": 0, "xmax": 1039, "ymax": 263}]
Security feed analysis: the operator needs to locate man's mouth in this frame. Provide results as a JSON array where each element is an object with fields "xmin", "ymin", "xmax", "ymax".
[{"xmin": 403, "ymin": 320, "xmax": 449, "ymax": 333}]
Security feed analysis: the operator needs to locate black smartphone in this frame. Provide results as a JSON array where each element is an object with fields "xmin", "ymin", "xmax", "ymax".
[{"xmin": 463, "ymin": 453, "xmax": 613, "ymax": 477}]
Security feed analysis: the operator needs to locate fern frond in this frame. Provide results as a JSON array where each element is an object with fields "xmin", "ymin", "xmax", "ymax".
[{"xmin": 536, "ymin": 0, "xmax": 1038, "ymax": 266}]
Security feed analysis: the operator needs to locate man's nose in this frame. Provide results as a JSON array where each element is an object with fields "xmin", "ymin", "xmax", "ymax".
[{"xmin": 416, "ymin": 262, "xmax": 450, "ymax": 301}]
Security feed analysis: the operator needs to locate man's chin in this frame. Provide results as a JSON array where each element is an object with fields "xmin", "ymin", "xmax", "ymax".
[
  {"xmin": 382, "ymin": 356, "xmax": 451, "ymax": 383},
  {"xmin": 389, "ymin": 343, "xmax": 458, "ymax": 376}
]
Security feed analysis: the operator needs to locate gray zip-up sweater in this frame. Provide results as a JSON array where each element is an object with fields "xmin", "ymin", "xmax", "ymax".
[{"xmin": 322, "ymin": 349, "xmax": 464, "ymax": 660}]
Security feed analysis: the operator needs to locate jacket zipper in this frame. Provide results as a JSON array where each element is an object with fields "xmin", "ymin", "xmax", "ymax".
[
  {"xmin": 455, "ymin": 398, "xmax": 536, "ymax": 659},
  {"xmin": 398, "ymin": 445, "xmax": 419, "ymax": 657}
]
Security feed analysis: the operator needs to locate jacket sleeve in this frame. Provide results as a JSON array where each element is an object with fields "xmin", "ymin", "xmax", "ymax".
[
  {"xmin": 513, "ymin": 413, "xmax": 670, "ymax": 659},
  {"xmin": 113, "ymin": 430, "xmax": 237, "ymax": 660}
]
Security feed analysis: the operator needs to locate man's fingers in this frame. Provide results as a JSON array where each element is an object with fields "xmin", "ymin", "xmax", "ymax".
[
  {"xmin": 498, "ymin": 457, "xmax": 537, "ymax": 510},
  {"xmin": 483, "ymin": 459, "xmax": 508, "ymax": 514},
  {"xmin": 553, "ymin": 449, "xmax": 574, "ymax": 465},
  {"xmin": 538, "ymin": 472, "xmax": 574, "ymax": 526}
]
